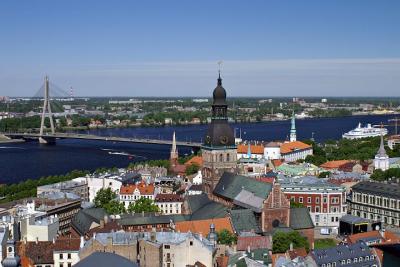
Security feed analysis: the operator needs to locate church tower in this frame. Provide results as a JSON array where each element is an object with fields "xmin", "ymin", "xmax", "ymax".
[
  {"xmin": 170, "ymin": 131, "xmax": 179, "ymax": 168},
  {"xmin": 374, "ymin": 131, "xmax": 389, "ymax": 171},
  {"xmin": 289, "ymin": 110, "xmax": 296, "ymax": 142},
  {"xmin": 202, "ymin": 72, "xmax": 237, "ymax": 195}
]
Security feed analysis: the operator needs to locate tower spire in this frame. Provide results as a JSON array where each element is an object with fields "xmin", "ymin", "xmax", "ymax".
[
  {"xmin": 290, "ymin": 110, "xmax": 296, "ymax": 142},
  {"xmin": 170, "ymin": 131, "xmax": 178, "ymax": 168}
]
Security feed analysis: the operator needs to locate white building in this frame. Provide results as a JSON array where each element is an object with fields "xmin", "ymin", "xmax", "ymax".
[
  {"xmin": 155, "ymin": 194, "xmax": 183, "ymax": 214},
  {"xmin": 53, "ymin": 237, "xmax": 83, "ymax": 267},
  {"xmin": 119, "ymin": 182, "xmax": 156, "ymax": 209},
  {"xmin": 264, "ymin": 142, "xmax": 281, "ymax": 160},
  {"xmin": 73, "ymin": 176, "xmax": 122, "ymax": 203},
  {"xmin": 20, "ymin": 214, "xmax": 59, "ymax": 242},
  {"xmin": 140, "ymin": 231, "xmax": 215, "ymax": 267},
  {"xmin": 280, "ymin": 141, "xmax": 313, "ymax": 162},
  {"xmin": 374, "ymin": 134, "xmax": 390, "ymax": 171}
]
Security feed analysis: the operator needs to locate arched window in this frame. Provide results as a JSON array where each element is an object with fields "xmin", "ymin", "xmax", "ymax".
[{"xmin": 226, "ymin": 153, "xmax": 230, "ymax": 162}]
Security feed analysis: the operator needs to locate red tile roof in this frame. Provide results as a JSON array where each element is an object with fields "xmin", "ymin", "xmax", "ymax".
[
  {"xmin": 237, "ymin": 236, "xmax": 271, "ymax": 251},
  {"xmin": 320, "ymin": 160, "xmax": 351, "ymax": 169},
  {"xmin": 347, "ymin": 230, "xmax": 383, "ymax": 244},
  {"xmin": 287, "ymin": 247, "xmax": 307, "ymax": 259},
  {"xmin": 237, "ymin": 144, "xmax": 264, "ymax": 154},
  {"xmin": 120, "ymin": 182, "xmax": 155, "ymax": 195},
  {"xmin": 54, "ymin": 237, "xmax": 81, "ymax": 251},
  {"xmin": 175, "ymin": 217, "xmax": 233, "ymax": 236},
  {"xmin": 185, "ymin": 156, "xmax": 203, "ymax": 167},
  {"xmin": 280, "ymin": 141, "xmax": 312, "ymax": 154},
  {"xmin": 17, "ymin": 241, "xmax": 55, "ymax": 265}
]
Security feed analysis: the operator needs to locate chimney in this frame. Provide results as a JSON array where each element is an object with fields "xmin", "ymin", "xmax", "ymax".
[
  {"xmin": 151, "ymin": 228, "xmax": 156, "ymax": 242},
  {"xmin": 107, "ymin": 236, "xmax": 113, "ymax": 246},
  {"xmin": 100, "ymin": 219, "xmax": 104, "ymax": 228},
  {"xmin": 247, "ymin": 246, "xmax": 250, "ymax": 254},
  {"xmin": 290, "ymin": 243, "xmax": 293, "ymax": 251},
  {"xmin": 52, "ymin": 238, "xmax": 55, "ymax": 244},
  {"xmin": 104, "ymin": 215, "xmax": 108, "ymax": 225}
]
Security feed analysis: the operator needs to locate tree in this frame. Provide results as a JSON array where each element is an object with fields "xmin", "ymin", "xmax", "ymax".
[
  {"xmin": 185, "ymin": 163, "xmax": 199, "ymax": 176},
  {"xmin": 217, "ymin": 229, "xmax": 237, "ymax": 245},
  {"xmin": 127, "ymin": 197, "xmax": 159, "ymax": 213},
  {"xmin": 318, "ymin": 171, "xmax": 331, "ymax": 178},
  {"xmin": 94, "ymin": 188, "xmax": 116, "ymax": 208},
  {"xmin": 103, "ymin": 200, "xmax": 125, "ymax": 215},
  {"xmin": 290, "ymin": 200, "xmax": 304, "ymax": 208},
  {"xmin": 272, "ymin": 231, "xmax": 310, "ymax": 253}
]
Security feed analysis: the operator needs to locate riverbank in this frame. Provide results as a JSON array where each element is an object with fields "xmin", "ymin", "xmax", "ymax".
[{"xmin": 0, "ymin": 135, "xmax": 24, "ymax": 144}]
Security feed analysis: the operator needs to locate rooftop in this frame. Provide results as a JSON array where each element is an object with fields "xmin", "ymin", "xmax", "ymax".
[
  {"xmin": 352, "ymin": 181, "xmax": 400, "ymax": 199},
  {"xmin": 74, "ymin": 252, "xmax": 139, "ymax": 267},
  {"xmin": 280, "ymin": 141, "xmax": 312, "ymax": 154},
  {"xmin": 175, "ymin": 217, "xmax": 233, "ymax": 236}
]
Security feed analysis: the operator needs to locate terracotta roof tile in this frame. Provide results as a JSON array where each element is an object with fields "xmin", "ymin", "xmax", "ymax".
[
  {"xmin": 320, "ymin": 160, "xmax": 351, "ymax": 169},
  {"xmin": 347, "ymin": 230, "xmax": 383, "ymax": 244},
  {"xmin": 237, "ymin": 144, "xmax": 264, "ymax": 154},
  {"xmin": 54, "ymin": 238, "xmax": 81, "ymax": 251},
  {"xmin": 287, "ymin": 247, "xmax": 307, "ymax": 259},
  {"xmin": 175, "ymin": 217, "xmax": 233, "ymax": 236},
  {"xmin": 237, "ymin": 236, "xmax": 271, "ymax": 251},
  {"xmin": 17, "ymin": 241, "xmax": 55, "ymax": 264},
  {"xmin": 120, "ymin": 182, "xmax": 155, "ymax": 195},
  {"xmin": 280, "ymin": 141, "xmax": 312, "ymax": 154},
  {"xmin": 185, "ymin": 156, "xmax": 203, "ymax": 167}
]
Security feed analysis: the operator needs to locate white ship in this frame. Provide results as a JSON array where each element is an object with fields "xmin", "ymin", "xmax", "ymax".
[{"xmin": 342, "ymin": 123, "xmax": 388, "ymax": 139}]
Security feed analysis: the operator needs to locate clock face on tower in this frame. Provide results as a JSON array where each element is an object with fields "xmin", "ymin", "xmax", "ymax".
[{"xmin": 220, "ymin": 135, "xmax": 228, "ymax": 145}]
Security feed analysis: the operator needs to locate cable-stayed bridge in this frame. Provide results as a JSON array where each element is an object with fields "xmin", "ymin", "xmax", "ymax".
[{"xmin": 2, "ymin": 76, "xmax": 202, "ymax": 149}]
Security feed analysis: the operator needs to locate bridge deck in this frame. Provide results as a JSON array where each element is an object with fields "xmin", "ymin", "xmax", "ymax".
[{"xmin": 3, "ymin": 133, "xmax": 202, "ymax": 148}]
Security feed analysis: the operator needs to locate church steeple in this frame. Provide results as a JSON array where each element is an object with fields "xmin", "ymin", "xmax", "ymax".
[
  {"xmin": 170, "ymin": 131, "xmax": 178, "ymax": 167},
  {"xmin": 290, "ymin": 110, "xmax": 297, "ymax": 142},
  {"xmin": 374, "ymin": 127, "xmax": 389, "ymax": 171}
]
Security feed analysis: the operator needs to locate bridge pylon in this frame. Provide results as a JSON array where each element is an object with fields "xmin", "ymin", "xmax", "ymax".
[{"xmin": 39, "ymin": 76, "xmax": 55, "ymax": 144}]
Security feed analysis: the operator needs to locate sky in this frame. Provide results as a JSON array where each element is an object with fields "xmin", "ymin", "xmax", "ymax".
[{"xmin": 0, "ymin": 0, "xmax": 399, "ymax": 97}]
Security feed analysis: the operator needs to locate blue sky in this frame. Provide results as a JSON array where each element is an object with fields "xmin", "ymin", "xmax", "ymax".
[{"xmin": 0, "ymin": 0, "xmax": 399, "ymax": 97}]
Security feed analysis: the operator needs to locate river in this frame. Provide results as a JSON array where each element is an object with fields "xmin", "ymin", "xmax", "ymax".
[{"xmin": 0, "ymin": 114, "xmax": 398, "ymax": 184}]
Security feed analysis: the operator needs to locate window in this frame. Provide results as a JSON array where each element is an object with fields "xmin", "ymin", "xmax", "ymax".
[
  {"xmin": 307, "ymin": 197, "xmax": 311, "ymax": 203},
  {"xmin": 190, "ymin": 241, "xmax": 193, "ymax": 246},
  {"xmin": 299, "ymin": 197, "xmax": 303, "ymax": 203},
  {"xmin": 365, "ymin": 256, "xmax": 369, "ymax": 260},
  {"xmin": 359, "ymin": 257, "xmax": 363, "ymax": 262},
  {"xmin": 68, "ymin": 264, "xmax": 72, "ymax": 267},
  {"xmin": 323, "ymin": 197, "xmax": 327, "ymax": 203},
  {"xmin": 164, "ymin": 245, "xmax": 170, "ymax": 249},
  {"xmin": 291, "ymin": 196, "xmax": 295, "ymax": 202},
  {"xmin": 347, "ymin": 259, "xmax": 351, "ymax": 264},
  {"xmin": 354, "ymin": 258, "xmax": 358, "ymax": 263},
  {"xmin": 316, "ymin": 206, "xmax": 320, "ymax": 213},
  {"xmin": 341, "ymin": 260, "xmax": 345, "ymax": 265},
  {"xmin": 60, "ymin": 254, "xmax": 64, "ymax": 259},
  {"xmin": 67, "ymin": 253, "xmax": 71, "ymax": 259},
  {"xmin": 316, "ymin": 197, "xmax": 320, "ymax": 204}
]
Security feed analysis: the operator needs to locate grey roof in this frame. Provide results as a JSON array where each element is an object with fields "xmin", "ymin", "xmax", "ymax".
[
  {"xmin": 214, "ymin": 172, "xmax": 272, "ymax": 201},
  {"xmin": 311, "ymin": 242, "xmax": 378, "ymax": 266},
  {"xmin": 72, "ymin": 208, "xmax": 107, "ymax": 235},
  {"xmin": 339, "ymin": 214, "xmax": 371, "ymax": 225},
  {"xmin": 230, "ymin": 209, "xmax": 261, "ymax": 234},
  {"xmin": 93, "ymin": 232, "xmax": 139, "ymax": 246},
  {"xmin": 290, "ymin": 208, "xmax": 314, "ymax": 230},
  {"xmin": 233, "ymin": 189, "xmax": 264, "ymax": 213},
  {"xmin": 186, "ymin": 194, "xmax": 228, "ymax": 220},
  {"xmin": 118, "ymin": 213, "xmax": 187, "ymax": 226},
  {"xmin": 352, "ymin": 181, "xmax": 400, "ymax": 199},
  {"xmin": 74, "ymin": 252, "xmax": 138, "ymax": 267}
]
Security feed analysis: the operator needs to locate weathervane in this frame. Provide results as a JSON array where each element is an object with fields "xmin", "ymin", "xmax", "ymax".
[{"xmin": 217, "ymin": 60, "xmax": 223, "ymax": 75}]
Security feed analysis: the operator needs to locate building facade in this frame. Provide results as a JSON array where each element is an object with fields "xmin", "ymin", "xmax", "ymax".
[
  {"xmin": 154, "ymin": 194, "xmax": 183, "ymax": 214},
  {"xmin": 280, "ymin": 177, "xmax": 347, "ymax": 228},
  {"xmin": 350, "ymin": 181, "xmax": 400, "ymax": 226},
  {"xmin": 119, "ymin": 182, "xmax": 156, "ymax": 209}
]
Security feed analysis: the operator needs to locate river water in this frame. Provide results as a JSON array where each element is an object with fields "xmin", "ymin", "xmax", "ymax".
[{"xmin": 0, "ymin": 114, "xmax": 398, "ymax": 184}]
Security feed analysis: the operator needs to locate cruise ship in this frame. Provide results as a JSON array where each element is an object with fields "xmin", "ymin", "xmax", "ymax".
[{"xmin": 342, "ymin": 123, "xmax": 388, "ymax": 139}]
